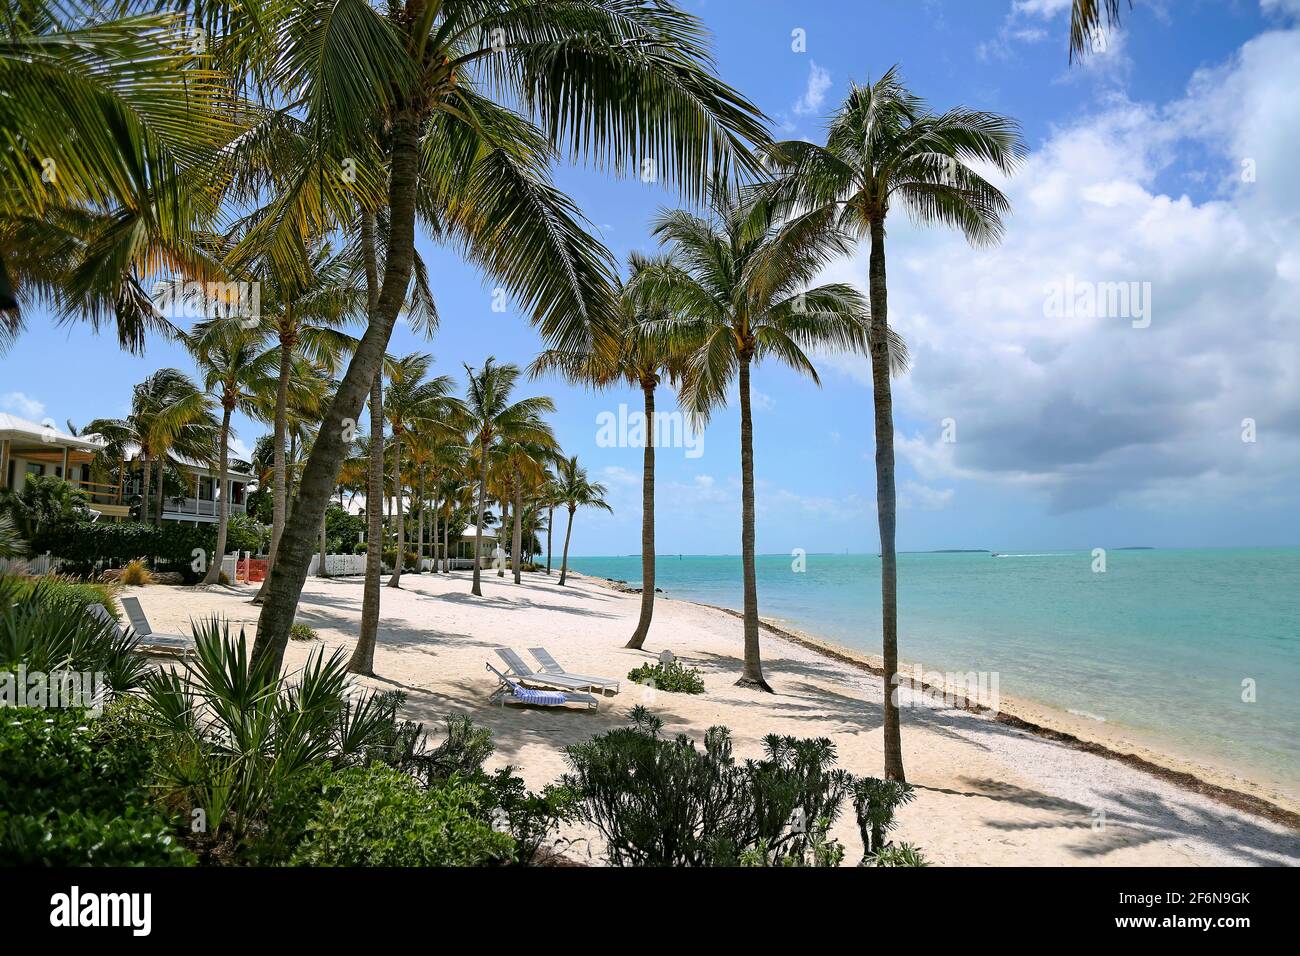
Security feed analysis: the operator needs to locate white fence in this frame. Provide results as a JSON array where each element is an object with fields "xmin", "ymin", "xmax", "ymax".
[
  {"xmin": 310, "ymin": 553, "xmax": 368, "ymax": 576},
  {"xmin": 0, "ymin": 553, "xmax": 61, "ymax": 576}
]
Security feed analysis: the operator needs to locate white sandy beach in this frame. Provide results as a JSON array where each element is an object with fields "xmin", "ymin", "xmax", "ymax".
[{"xmin": 121, "ymin": 570, "xmax": 1300, "ymax": 866}]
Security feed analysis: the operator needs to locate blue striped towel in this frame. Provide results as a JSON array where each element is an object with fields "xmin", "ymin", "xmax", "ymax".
[{"xmin": 512, "ymin": 685, "xmax": 568, "ymax": 706}]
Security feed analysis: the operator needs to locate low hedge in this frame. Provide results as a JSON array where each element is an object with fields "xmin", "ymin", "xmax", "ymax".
[{"xmin": 31, "ymin": 519, "xmax": 263, "ymax": 582}]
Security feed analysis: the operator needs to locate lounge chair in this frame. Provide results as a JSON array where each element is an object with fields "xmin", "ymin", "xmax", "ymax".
[
  {"xmin": 118, "ymin": 596, "xmax": 195, "ymax": 658},
  {"xmin": 527, "ymin": 647, "xmax": 620, "ymax": 695},
  {"xmin": 486, "ymin": 662, "xmax": 598, "ymax": 711},
  {"xmin": 494, "ymin": 647, "xmax": 606, "ymax": 694}
]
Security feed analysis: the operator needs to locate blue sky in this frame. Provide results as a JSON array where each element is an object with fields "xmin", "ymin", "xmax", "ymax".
[{"xmin": 4, "ymin": 0, "xmax": 1299, "ymax": 556}]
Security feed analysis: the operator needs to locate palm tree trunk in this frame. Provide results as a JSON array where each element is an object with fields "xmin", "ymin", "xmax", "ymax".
[
  {"xmin": 626, "ymin": 380, "xmax": 656, "ymax": 649},
  {"xmin": 558, "ymin": 507, "xmax": 575, "ymax": 586},
  {"xmin": 253, "ymin": 101, "xmax": 420, "ymax": 673},
  {"xmin": 869, "ymin": 217, "xmax": 905, "ymax": 782},
  {"xmin": 736, "ymin": 356, "xmax": 771, "ymax": 692},
  {"xmin": 471, "ymin": 443, "xmax": 489, "ymax": 596},
  {"xmin": 154, "ymin": 461, "xmax": 165, "ymax": 527},
  {"xmin": 497, "ymin": 494, "xmax": 508, "ymax": 577},
  {"xmin": 350, "ymin": 210, "xmax": 385, "ymax": 676},
  {"xmin": 419, "ymin": 471, "xmax": 427, "ymax": 574},
  {"xmin": 511, "ymin": 472, "xmax": 523, "ymax": 584},
  {"xmin": 202, "ymin": 403, "xmax": 233, "ymax": 584},
  {"xmin": 317, "ymin": 508, "xmax": 328, "ymax": 578},
  {"xmin": 252, "ymin": 329, "xmax": 291, "ymax": 604},
  {"xmin": 546, "ymin": 504, "xmax": 554, "ymax": 574},
  {"xmin": 388, "ymin": 433, "xmax": 404, "ymax": 588},
  {"xmin": 442, "ymin": 511, "xmax": 450, "ymax": 575},
  {"xmin": 139, "ymin": 455, "xmax": 151, "ymax": 524}
]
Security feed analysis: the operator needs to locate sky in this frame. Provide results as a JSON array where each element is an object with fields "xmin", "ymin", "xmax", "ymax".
[{"xmin": 3, "ymin": 0, "xmax": 1299, "ymax": 557}]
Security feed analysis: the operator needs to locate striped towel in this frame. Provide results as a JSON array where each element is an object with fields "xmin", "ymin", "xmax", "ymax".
[{"xmin": 512, "ymin": 685, "xmax": 568, "ymax": 706}]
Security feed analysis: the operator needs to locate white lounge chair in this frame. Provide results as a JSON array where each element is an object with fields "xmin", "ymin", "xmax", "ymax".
[
  {"xmin": 494, "ymin": 647, "xmax": 605, "ymax": 694},
  {"xmin": 486, "ymin": 662, "xmax": 598, "ymax": 710},
  {"xmin": 118, "ymin": 596, "xmax": 194, "ymax": 658},
  {"xmin": 527, "ymin": 647, "xmax": 620, "ymax": 695}
]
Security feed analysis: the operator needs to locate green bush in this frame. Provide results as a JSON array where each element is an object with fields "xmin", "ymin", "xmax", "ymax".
[
  {"xmin": 290, "ymin": 765, "xmax": 515, "ymax": 866},
  {"xmin": 562, "ymin": 707, "xmax": 919, "ymax": 867},
  {"xmin": 866, "ymin": 842, "xmax": 929, "ymax": 867},
  {"xmin": 0, "ymin": 575, "xmax": 145, "ymax": 693},
  {"xmin": 627, "ymin": 659, "xmax": 706, "ymax": 695},
  {"xmin": 0, "ymin": 705, "xmax": 193, "ymax": 865},
  {"xmin": 289, "ymin": 622, "xmax": 318, "ymax": 641},
  {"xmin": 2, "ymin": 574, "xmax": 118, "ymax": 619},
  {"xmin": 32, "ymin": 519, "xmax": 221, "ymax": 581},
  {"xmin": 381, "ymin": 547, "xmax": 420, "ymax": 571}
]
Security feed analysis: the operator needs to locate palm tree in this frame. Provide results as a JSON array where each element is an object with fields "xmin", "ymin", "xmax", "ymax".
[
  {"xmin": 462, "ymin": 359, "xmax": 556, "ymax": 597},
  {"xmin": 248, "ymin": 246, "xmax": 361, "ymax": 603},
  {"xmin": 554, "ymin": 456, "xmax": 612, "ymax": 587},
  {"xmin": 245, "ymin": 0, "xmax": 770, "ymax": 674},
  {"xmin": 639, "ymin": 184, "xmax": 878, "ymax": 692},
  {"xmin": 188, "ymin": 320, "xmax": 276, "ymax": 584},
  {"xmin": 1070, "ymin": 0, "xmax": 1127, "ymax": 61},
  {"xmin": 532, "ymin": 254, "xmax": 683, "ymax": 648},
  {"xmin": 0, "ymin": 2, "xmax": 240, "ymax": 354},
  {"xmin": 381, "ymin": 353, "xmax": 459, "ymax": 589},
  {"xmin": 762, "ymin": 68, "xmax": 1023, "ymax": 777},
  {"xmin": 495, "ymin": 425, "xmax": 558, "ymax": 585},
  {"xmin": 86, "ymin": 369, "xmax": 218, "ymax": 527}
]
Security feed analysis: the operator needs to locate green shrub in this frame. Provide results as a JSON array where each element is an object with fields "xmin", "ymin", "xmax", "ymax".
[
  {"xmin": 289, "ymin": 622, "xmax": 318, "ymax": 641},
  {"xmin": 866, "ymin": 843, "xmax": 929, "ymax": 867},
  {"xmin": 0, "ymin": 575, "xmax": 145, "ymax": 693},
  {"xmin": 30, "ymin": 519, "xmax": 221, "ymax": 582},
  {"xmin": 0, "ymin": 705, "xmax": 193, "ymax": 866},
  {"xmin": 381, "ymin": 547, "xmax": 420, "ymax": 571},
  {"xmin": 290, "ymin": 765, "xmax": 515, "ymax": 866},
  {"xmin": 563, "ymin": 708, "xmax": 918, "ymax": 867},
  {"xmin": 848, "ymin": 775, "xmax": 916, "ymax": 858},
  {"xmin": 627, "ymin": 659, "xmax": 706, "ymax": 695}
]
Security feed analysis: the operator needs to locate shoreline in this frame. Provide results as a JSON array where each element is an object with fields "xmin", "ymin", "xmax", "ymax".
[{"xmin": 580, "ymin": 573, "xmax": 1300, "ymax": 828}]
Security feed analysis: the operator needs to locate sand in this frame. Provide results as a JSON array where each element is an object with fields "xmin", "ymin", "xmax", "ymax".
[{"xmin": 120, "ymin": 569, "xmax": 1300, "ymax": 866}]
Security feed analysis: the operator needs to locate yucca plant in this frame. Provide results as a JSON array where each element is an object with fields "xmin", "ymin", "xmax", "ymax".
[{"xmin": 139, "ymin": 618, "xmax": 411, "ymax": 850}]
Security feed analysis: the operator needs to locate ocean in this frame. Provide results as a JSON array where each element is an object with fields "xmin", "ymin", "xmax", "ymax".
[{"xmin": 568, "ymin": 549, "xmax": 1300, "ymax": 797}]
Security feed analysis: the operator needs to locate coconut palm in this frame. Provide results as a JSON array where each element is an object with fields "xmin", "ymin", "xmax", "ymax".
[
  {"xmin": 462, "ymin": 359, "xmax": 556, "ymax": 597},
  {"xmin": 553, "ymin": 456, "xmax": 612, "ymax": 587},
  {"xmin": 85, "ymin": 369, "xmax": 219, "ymax": 527},
  {"xmin": 531, "ymin": 253, "xmax": 684, "ymax": 648},
  {"xmin": 381, "ymin": 353, "xmax": 460, "ymax": 589},
  {"xmin": 0, "ymin": 2, "xmax": 240, "ymax": 353},
  {"xmin": 495, "ymin": 424, "xmax": 558, "ymax": 584},
  {"xmin": 638, "ymin": 184, "xmax": 879, "ymax": 691},
  {"xmin": 244, "ymin": 0, "xmax": 770, "ymax": 674},
  {"xmin": 248, "ymin": 246, "xmax": 362, "ymax": 603},
  {"xmin": 761, "ymin": 68, "xmax": 1023, "ymax": 776},
  {"xmin": 1070, "ymin": 0, "xmax": 1127, "ymax": 61},
  {"xmin": 188, "ymin": 321, "xmax": 276, "ymax": 584}
]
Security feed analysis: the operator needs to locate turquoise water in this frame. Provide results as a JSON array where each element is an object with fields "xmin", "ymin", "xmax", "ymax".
[{"xmin": 569, "ymin": 550, "xmax": 1300, "ymax": 795}]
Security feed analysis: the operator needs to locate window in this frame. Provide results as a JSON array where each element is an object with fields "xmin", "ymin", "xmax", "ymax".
[
  {"xmin": 25, "ymin": 462, "xmax": 44, "ymax": 477},
  {"xmin": 198, "ymin": 476, "xmax": 214, "ymax": 501},
  {"xmin": 232, "ymin": 482, "xmax": 244, "ymax": 505}
]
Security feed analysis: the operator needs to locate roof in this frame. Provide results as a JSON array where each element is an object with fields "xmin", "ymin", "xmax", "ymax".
[
  {"xmin": 122, "ymin": 442, "xmax": 254, "ymax": 479},
  {"xmin": 0, "ymin": 413, "xmax": 103, "ymax": 451},
  {"xmin": 461, "ymin": 524, "xmax": 497, "ymax": 540}
]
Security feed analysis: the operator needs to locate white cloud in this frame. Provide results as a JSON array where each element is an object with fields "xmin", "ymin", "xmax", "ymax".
[
  {"xmin": 821, "ymin": 27, "xmax": 1300, "ymax": 514},
  {"xmin": 792, "ymin": 60, "xmax": 832, "ymax": 116},
  {"xmin": 1261, "ymin": 0, "xmax": 1300, "ymax": 17},
  {"xmin": 1, "ymin": 392, "xmax": 45, "ymax": 419},
  {"xmin": 898, "ymin": 481, "xmax": 955, "ymax": 511}
]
